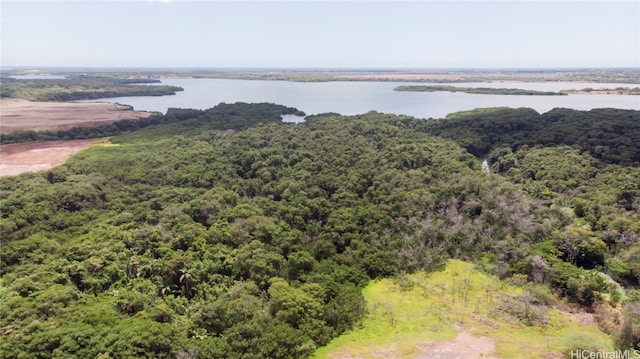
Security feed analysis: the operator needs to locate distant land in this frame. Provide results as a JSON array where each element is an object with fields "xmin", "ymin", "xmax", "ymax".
[
  {"xmin": 2, "ymin": 67, "xmax": 639, "ymax": 84},
  {"xmin": 395, "ymin": 85, "xmax": 640, "ymax": 96},
  {"xmin": 0, "ymin": 76, "xmax": 183, "ymax": 102},
  {"xmin": 394, "ymin": 85, "xmax": 567, "ymax": 96},
  {"xmin": 562, "ymin": 87, "xmax": 640, "ymax": 95}
]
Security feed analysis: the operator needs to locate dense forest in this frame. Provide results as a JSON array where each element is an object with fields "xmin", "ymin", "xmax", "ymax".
[
  {"xmin": 1, "ymin": 103, "xmax": 639, "ymax": 358},
  {"xmin": 0, "ymin": 76, "xmax": 183, "ymax": 102},
  {"xmin": 421, "ymin": 107, "xmax": 640, "ymax": 166}
]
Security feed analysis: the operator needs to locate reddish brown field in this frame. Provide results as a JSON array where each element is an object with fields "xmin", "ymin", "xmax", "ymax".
[
  {"xmin": 0, "ymin": 99, "xmax": 153, "ymax": 176},
  {"xmin": 0, "ymin": 98, "xmax": 154, "ymax": 133}
]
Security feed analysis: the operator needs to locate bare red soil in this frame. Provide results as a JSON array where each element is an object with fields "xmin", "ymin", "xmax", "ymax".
[
  {"xmin": 0, "ymin": 98, "xmax": 154, "ymax": 134},
  {"xmin": 0, "ymin": 139, "xmax": 101, "ymax": 177}
]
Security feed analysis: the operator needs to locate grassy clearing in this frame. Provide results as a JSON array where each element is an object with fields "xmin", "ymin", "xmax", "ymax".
[
  {"xmin": 88, "ymin": 139, "xmax": 120, "ymax": 148},
  {"xmin": 312, "ymin": 259, "xmax": 613, "ymax": 358}
]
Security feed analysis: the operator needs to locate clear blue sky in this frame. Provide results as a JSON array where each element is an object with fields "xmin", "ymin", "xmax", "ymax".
[{"xmin": 1, "ymin": 1, "xmax": 638, "ymax": 68}]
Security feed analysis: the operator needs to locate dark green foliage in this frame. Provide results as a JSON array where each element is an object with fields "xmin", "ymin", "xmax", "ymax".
[
  {"xmin": 537, "ymin": 108, "xmax": 640, "ymax": 166},
  {"xmin": 2, "ymin": 104, "xmax": 639, "ymax": 358},
  {"xmin": 421, "ymin": 107, "xmax": 640, "ymax": 165},
  {"xmin": 421, "ymin": 107, "xmax": 542, "ymax": 157}
]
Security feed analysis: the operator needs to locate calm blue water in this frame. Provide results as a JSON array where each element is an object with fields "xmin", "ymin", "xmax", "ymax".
[{"xmin": 80, "ymin": 78, "xmax": 640, "ymax": 119}]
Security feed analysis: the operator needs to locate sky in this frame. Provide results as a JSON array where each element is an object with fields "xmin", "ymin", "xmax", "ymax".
[{"xmin": 1, "ymin": 0, "xmax": 639, "ymax": 69}]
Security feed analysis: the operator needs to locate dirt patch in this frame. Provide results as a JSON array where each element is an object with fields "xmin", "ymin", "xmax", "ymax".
[
  {"xmin": 329, "ymin": 347, "xmax": 400, "ymax": 359},
  {"xmin": 414, "ymin": 331, "xmax": 497, "ymax": 359},
  {"xmin": 327, "ymin": 331, "xmax": 497, "ymax": 359},
  {"xmin": 0, "ymin": 98, "xmax": 155, "ymax": 134},
  {"xmin": 0, "ymin": 139, "xmax": 101, "ymax": 176}
]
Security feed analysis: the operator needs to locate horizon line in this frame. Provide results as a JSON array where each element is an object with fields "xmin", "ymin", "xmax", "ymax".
[{"xmin": 2, "ymin": 66, "xmax": 639, "ymax": 72}]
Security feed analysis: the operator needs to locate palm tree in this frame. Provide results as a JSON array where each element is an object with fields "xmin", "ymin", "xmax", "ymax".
[
  {"xmin": 179, "ymin": 269, "xmax": 192, "ymax": 299},
  {"xmin": 160, "ymin": 285, "xmax": 171, "ymax": 298}
]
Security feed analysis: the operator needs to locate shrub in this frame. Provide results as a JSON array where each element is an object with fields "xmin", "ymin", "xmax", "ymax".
[{"xmin": 562, "ymin": 332, "xmax": 614, "ymax": 356}]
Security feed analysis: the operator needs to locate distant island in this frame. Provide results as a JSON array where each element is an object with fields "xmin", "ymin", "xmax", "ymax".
[
  {"xmin": 562, "ymin": 87, "xmax": 640, "ymax": 95},
  {"xmin": 395, "ymin": 85, "xmax": 640, "ymax": 96},
  {"xmin": 394, "ymin": 85, "xmax": 566, "ymax": 96}
]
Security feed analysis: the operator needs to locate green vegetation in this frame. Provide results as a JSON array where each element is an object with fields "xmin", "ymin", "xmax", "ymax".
[
  {"xmin": 421, "ymin": 107, "xmax": 640, "ymax": 165},
  {"xmin": 0, "ymin": 102, "xmax": 303, "ymax": 145},
  {"xmin": 1, "ymin": 103, "xmax": 640, "ymax": 358},
  {"xmin": 394, "ymin": 85, "xmax": 566, "ymax": 96},
  {"xmin": 0, "ymin": 76, "xmax": 183, "ymax": 101},
  {"xmin": 314, "ymin": 260, "xmax": 614, "ymax": 358}
]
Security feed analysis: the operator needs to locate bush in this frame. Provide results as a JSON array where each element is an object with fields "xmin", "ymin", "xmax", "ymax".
[
  {"xmin": 491, "ymin": 293, "xmax": 549, "ymax": 327},
  {"xmin": 562, "ymin": 332, "xmax": 614, "ymax": 356},
  {"xmin": 617, "ymin": 302, "xmax": 640, "ymax": 350}
]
